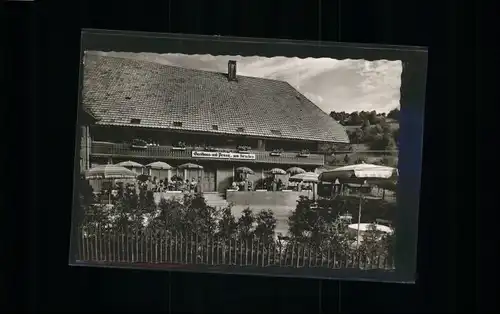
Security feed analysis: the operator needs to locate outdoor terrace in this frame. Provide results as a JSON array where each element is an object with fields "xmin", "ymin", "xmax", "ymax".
[{"xmin": 90, "ymin": 141, "xmax": 325, "ymax": 166}]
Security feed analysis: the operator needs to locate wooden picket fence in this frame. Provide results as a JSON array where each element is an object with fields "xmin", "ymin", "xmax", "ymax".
[{"xmin": 76, "ymin": 227, "xmax": 394, "ymax": 270}]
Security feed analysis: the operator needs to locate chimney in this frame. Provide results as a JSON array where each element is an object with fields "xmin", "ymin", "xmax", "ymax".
[{"xmin": 228, "ymin": 60, "xmax": 237, "ymax": 81}]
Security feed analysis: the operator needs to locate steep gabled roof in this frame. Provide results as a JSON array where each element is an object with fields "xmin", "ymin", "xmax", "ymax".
[{"xmin": 82, "ymin": 55, "xmax": 349, "ymax": 143}]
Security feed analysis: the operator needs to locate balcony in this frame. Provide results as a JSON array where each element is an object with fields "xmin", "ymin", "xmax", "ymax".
[{"xmin": 90, "ymin": 141, "xmax": 325, "ymax": 166}]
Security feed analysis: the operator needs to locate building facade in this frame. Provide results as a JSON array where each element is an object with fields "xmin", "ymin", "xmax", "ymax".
[{"xmin": 80, "ymin": 54, "xmax": 349, "ymax": 193}]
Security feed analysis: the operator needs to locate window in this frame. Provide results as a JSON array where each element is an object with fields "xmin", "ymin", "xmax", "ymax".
[
  {"xmin": 270, "ymin": 129, "xmax": 282, "ymax": 136},
  {"xmin": 236, "ymin": 127, "xmax": 245, "ymax": 132},
  {"xmin": 212, "ymin": 125, "xmax": 219, "ymax": 130},
  {"xmin": 173, "ymin": 121, "xmax": 183, "ymax": 127},
  {"xmin": 130, "ymin": 118, "xmax": 141, "ymax": 124}
]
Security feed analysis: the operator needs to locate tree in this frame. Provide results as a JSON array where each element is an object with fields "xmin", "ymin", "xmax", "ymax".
[
  {"xmin": 347, "ymin": 128, "xmax": 364, "ymax": 144},
  {"xmin": 317, "ymin": 142, "xmax": 335, "ymax": 155},
  {"xmin": 349, "ymin": 112, "xmax": 363, "ymax": 125},
  {"xmin": 368, "ymin": 131, "xmax": 396, "ymax": 151},
  {"xmin": 387, "ymin": 108, "xmax": 400, "ymax": 120},
  {"xmin": 392, "ymin": 128, "xmax": 400, "ymax": 149},
  {"xmin": 182, "ymin": 193, "xmax": 218, "ymax": 235},
  {"xmin": 359, "ymin": 223, "xmax": 387, "ymax": 263},
  {"xmin": 354, "ymin": 156, "xmax": 368, "ymax": 164},
  {"xmin": 254, "ymin": 209, "xmax": 277, "ymax": 243},
  {"xmin": 217, "ymin": 206, "xmax": 238, "ymax": 240},
  {"xmin": 361, "ymin": 119, "xmax": 371, "ymax": 129},
  {"xmin": 237, "ymin": 207, "xmax": 255, "ymax": 241},
  {"xmin": 151, "ymin": 198, "xmax": 184, "ymax": 232},
  {"xmin": 368, "ymin": 110, "xmax": 379, "ymax": 124},
  {"xmin": 288, "ymin": 196, "xmax": 358, "ymax": 251},
  {"xmin": 288, "ymin": 196, "xmax": 316, "ymax": 242}
]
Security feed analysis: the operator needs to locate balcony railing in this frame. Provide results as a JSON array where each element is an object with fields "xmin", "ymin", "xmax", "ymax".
[{"xmin": 90, "ymin": 141, "xmax": 325, "ymax": 166}]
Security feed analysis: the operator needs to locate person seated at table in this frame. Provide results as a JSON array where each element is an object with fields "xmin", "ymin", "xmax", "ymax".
[
  {"xmin": 231, "ymin": 181, "xmax": 238, "ymax": 190},
  {"xmin": 190, "ymin": 178, "xmax": 198, "ymax": 193},
  {"xmin": 277, "ymin": 179, "xmax": 284, "ymax": 191},
  {"xmin": 183, "ymin": 179, "xmax": 190, "ymax": 192},
  {"xmin": 238, "ymin": 181, "xmax": 245, "ymax": 191}
]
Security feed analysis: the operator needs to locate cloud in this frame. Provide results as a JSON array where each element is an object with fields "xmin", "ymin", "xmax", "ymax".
[{"xmin": 86, "ymin": 51, "xmax": 402, "ymax": 113}]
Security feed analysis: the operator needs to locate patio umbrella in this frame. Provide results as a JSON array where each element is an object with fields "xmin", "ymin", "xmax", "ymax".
[
  {"xmin": 266, "ymin": 168, "xmax": 286, "ymax": 191},
  {"xmin": 177, "ymin": 163, "xmax": 204, "ymax": 187},
  {"xmin": 268, "ymin": 168, "xmax": 286, "ymax": 175},
  {"xmin": 235, "ymin": 166, "xmax": 254, "ymax": 174},
  {"xmin": 289, "ymin": 172, "xmax": 319, "ymax": 200},
  {"xmin": 178, "ymin": 163, "xmax": 204, "ymax": 170},
  {"xmin": 235, "ymin": 167, "xmax": 254, "ymax": 191},
  {"xmin": 286, "ymin": 167, "xmax": 306, "ymax": 175},
  {"xmin": 146, "ymin": 162, "xmax": 173, "ymax": 181},
  {"xmin": 84, "ymin": 164, "xmax": 138, "ymax": 180},
  {"xmin": 289, "ymin": 172, "xmax": 319, "ymax": 183},
  {"xmin": 85, "ymin": 164, "xmax": 138, "ymax": 204},
  {"xmin": 318, "ymin": 163, "xmax": 398, "ymax": 182},
  {"xmin": 318, "ymin": 163, "xmax": 398, "ymax": 247},
  {"xmin": 116, "ymin": 160, "xmax": 144, "ymax": 168},
  {"xmin": 347, "ymin": 223, "xmax": 393, "ymax": 234},
  {"xmin": 146, "ymin": 161, "xmax": 172, "ymax": 170}
]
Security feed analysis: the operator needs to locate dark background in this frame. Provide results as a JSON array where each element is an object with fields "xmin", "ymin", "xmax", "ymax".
[{"xmin": 5, "ymin": 0, "xmax": 471, "ymax": 312}]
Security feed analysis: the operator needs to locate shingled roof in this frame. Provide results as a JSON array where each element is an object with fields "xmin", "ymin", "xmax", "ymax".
[{"xmin": 82, "ymin": 55, "xmax": 349, "ymax": 143}]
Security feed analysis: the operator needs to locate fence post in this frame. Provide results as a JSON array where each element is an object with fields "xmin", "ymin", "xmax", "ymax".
[
  {"xmin": 245, "ymin": 239, "xmax": 249, "ymax": 266},
  {"xmin": 169, "ymin": 232, "xmax": 173, "ymax": 263},
  {"xmin": 159, "ymin": 229, "xmax": 163, "ymax": 263},
  {"xmin": 239, "ymin": 238, "xmax": 243, "ymax": 266},
  {"xmin": 190, "ymin": 233, "xmax": 194, "ymax": 264},
  {"xmin": 228, "ymin": 238, "xmax": 232, "ymax": 265},
  {"xmin": 326, "ymin": 247, "xmax": 330, "ymax": 268},
  {"xmin": 140, "ymin": 229, "xmax": 144, "ymax": 263},
  {"xmin": 155, "ymin": 230, "xmax": 159, "ymax": 264},
  {"xmin": 94, "ymin": 226, "xmax": 98, "ymax": 261},
  {"xmin": 175, "ymin": 233, "xmax": 179, "ymax": 263},
  {"xmin": 222, "ymin": 237, "xmax": 226, "ymax": 265},
  {"xmin": 216, "ymin": 236, "xmax": 220, "ymax": 265},
  {"xmin": 309, "ymin": 248, "xmax": 312, "ymax": 267},
  {"xmin": 211, "ymin": 236, "xmax": 215, "ymax": 265},
  {"xmin": 125, "ymin": 226, "xmax": 130, "ymax": 263},
  {"xmin": 302, "ymin": 244, "xmax": 307, "ymax": 268},
  {"xmin": 194, "ymin": 233, "xmax": 198, "ymax": 264},
  {"xmin": 205, "ymin": 234, "xmax": 210, "ymax": 265},
  {"xmin": 296, "ymin": 244, "xmax": 301, "ymax": 268},
  {"xmin": 179, "ymin": 232, "xmax": 183, "ymax": 264},
  {"xmin": 250, "ymin": 239, "xmax": 254, "ymax": 265}
]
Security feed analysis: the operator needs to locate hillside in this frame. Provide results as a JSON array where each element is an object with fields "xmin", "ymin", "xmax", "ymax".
[{"xmin": 320, "ymin": 109, "xmax": 400, "ymax": 168}]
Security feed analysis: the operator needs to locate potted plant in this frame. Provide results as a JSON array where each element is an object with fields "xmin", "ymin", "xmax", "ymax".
[
  {"xmin": 131, "ymin": 139, "xmax": 148, "ymax": 149},
  {"xmin": 298, "ymin": 149, "xmax": 310, "ymax": 157},
  {"xmin": 237, "ymin": 145, "xmax": 252, "ymax": 153},
  {"xmin": 172, "ymin": 141, "xmax": 187, "ymax": 150},
  {"xmin": 270, "ymin": 148, "xmax": 284, "ymax": 156}
]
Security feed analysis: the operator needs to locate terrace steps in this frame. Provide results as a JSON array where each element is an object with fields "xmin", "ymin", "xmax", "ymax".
[{"xmin": 203, "ymin": 192, "xmax": 229, "ymax": 208}]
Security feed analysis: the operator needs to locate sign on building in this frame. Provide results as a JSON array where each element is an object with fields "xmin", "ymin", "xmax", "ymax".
[{"xmin": 192, "ymin": 151, "xmax": 256, "ymax": 160}]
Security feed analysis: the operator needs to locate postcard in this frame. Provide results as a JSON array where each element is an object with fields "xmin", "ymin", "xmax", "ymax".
[{"xmin": 70, "ymin": 29, "xmax": 427, "ymax": 283}]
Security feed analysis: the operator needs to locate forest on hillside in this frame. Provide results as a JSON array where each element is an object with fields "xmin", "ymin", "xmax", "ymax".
[
  {"xmin": 327, "ymin": 108, "xmax": 400, "ymax": 151},
  {"xmin": 329, "ymin": 108, "xmax": 399, "ymax": 126}
]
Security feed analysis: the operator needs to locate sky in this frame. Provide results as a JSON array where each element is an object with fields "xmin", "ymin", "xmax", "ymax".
[{"xmin": 88, "ymin": 51, "xmax": 402, "ymax": 113}]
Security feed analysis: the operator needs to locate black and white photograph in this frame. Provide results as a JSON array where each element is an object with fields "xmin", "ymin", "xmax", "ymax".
[{"xmin": 70, "ymin": 31, "xmax": 427, "ymax": 283}]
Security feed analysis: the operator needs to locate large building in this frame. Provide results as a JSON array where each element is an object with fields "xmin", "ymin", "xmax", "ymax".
[{"xmin": 80, "ymin": 54, "xmax": 349, "ymax": 193}]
